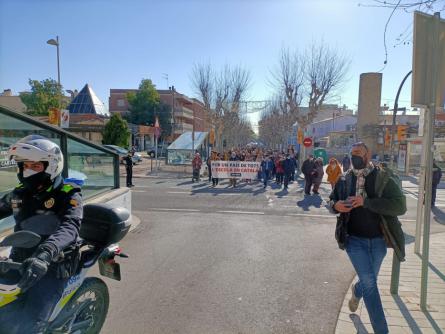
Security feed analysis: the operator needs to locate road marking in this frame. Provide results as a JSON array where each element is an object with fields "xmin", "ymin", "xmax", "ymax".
[
  {"xmin": 167, "ymin": 191, "xmax": 191, "ymax": 194},
  {"xmin": 217, "ymin": 210, "xmax": 265, "ymax": 215},
  {"xmin": 150, "ymin": 208, "xmax": 201, "ymax": 212},
  {"xmin": 215, "ymin": 193, "xmax": 243, "ymax": 196},
  {"xmin": 400, "ymin": 219, "xmax": 416, "ymax": 222},
  {"xmin": 287, "ymin": 213, "xmax": 335, "ymax": 219}
]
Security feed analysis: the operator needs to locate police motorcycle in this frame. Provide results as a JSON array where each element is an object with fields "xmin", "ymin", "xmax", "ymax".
[{"xmin": 0, "ymin": 203, "xmax": 131, "ymax": 334}]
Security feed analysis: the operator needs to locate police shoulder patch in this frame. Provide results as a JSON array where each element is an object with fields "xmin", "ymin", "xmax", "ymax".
[{"xmin": 44, "ymin": 198, "xmax": 55, "ymax": 208}]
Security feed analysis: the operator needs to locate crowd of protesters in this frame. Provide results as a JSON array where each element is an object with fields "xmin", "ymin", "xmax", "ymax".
[{"xmin": 203, "ymin": 146, "xmax": 299, "ymax": 189}]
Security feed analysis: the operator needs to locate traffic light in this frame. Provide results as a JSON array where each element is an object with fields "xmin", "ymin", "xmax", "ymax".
[
  {"xmin": 384, "ymin": 128, "xmax": 391, "ymax": 147},
  {"xmin": 397, "ymin": 125, "xmax": 408, "ymax": 141},
  {"xmin": 209, "ymin": 129, "xmax": 215, "ymax": 145},
  {"xmin": 297, "ymin": 128, "xmax": 304, "ymax": 144}
]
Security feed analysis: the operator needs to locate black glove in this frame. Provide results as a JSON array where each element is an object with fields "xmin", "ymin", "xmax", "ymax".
[{"xmin": 18, "ymin": 245, "xmax": 54, "ymax": 292}]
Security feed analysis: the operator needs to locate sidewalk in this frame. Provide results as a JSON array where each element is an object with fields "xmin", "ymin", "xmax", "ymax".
[{"xmin": 335, "ymin": 232, "xmax": 445, "ymax": 334}]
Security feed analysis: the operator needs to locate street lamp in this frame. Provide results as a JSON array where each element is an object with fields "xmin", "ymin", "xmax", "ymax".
[{"xmin": 46, "ymin": 36, "xmax": 60, "ymax": 87}]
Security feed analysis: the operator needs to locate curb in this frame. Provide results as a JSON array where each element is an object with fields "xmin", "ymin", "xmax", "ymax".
[{"xmin": 129, "ymin": 214, "xmax": 141, "ymax": 232}]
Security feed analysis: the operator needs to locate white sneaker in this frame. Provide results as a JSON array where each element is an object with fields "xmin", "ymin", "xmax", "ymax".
[{"xmin": 348, "ymin": 283, "xmax": 360, "ymax": 312}]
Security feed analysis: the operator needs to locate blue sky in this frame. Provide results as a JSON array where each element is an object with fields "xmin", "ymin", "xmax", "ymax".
[{"xmin": 0, "ymin": 0, "xmax": 423, "ymax": 125}]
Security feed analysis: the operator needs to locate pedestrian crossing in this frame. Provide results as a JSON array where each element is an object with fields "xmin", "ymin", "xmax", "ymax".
[{"xmin": 403, "ymin": 188, "xmax": 445, "ymax": 208}]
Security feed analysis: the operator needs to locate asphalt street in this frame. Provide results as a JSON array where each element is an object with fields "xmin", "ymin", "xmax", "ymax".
[{"xmin": 99, "ymin": 176, "xmax": 445, "ymax": 334}]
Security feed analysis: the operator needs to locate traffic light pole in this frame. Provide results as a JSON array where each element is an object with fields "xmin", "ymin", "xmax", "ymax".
[{"xmin": 390, "ymin": 70, "xmax": 412, "ymax": 168}]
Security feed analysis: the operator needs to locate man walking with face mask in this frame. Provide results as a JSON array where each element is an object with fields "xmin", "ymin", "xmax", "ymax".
[{"xmin": 329, "ymin": 142, "xmax": 406, "ymax": 334}]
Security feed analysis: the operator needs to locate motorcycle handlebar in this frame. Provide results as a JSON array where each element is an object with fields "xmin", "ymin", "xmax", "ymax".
[{"xmin": 0, "ymin": 260, "xmax": 22, "ymax": 273}]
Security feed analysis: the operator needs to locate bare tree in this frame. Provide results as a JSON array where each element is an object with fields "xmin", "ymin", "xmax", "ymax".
[
  {"xmin": 258, "ymin": 97, "xmax": 294, "ymax": 149},
  {"xmin": 306, "ymin": 42, "xmax": 349, "ymax": 125},
  {"xmin": 191, "ymin": 62, "xmax": 213, "ymax": 111},
  {"xmin": 260, "ymin": 42, "xmax": 349, "ymax": 150},
  {"xmin": 269, "ymin": 43, "xmax": 349, "ymax": 129},
  {"xmin": 191, "ymin": 62, "xmax": 252, "ymax": 149}
]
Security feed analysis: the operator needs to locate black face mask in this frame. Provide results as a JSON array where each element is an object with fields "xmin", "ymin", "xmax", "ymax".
[
  {"xmin": 18, "ymin": 171, "xmax": 52, "ymax": 191},
  {"xmin": 351, "ymin": 155, "xmax": 366, "ymax": 170}
]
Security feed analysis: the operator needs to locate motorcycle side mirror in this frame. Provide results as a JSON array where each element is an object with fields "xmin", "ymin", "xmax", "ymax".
[{"xmin": 0, "ymin": 231, "xmax": 41, "ymax": 248}]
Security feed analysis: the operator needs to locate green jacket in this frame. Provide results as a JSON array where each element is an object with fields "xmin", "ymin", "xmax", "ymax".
[{"xmin": 330, "ymin": 167, "xmax": 407, "ymax": 261}]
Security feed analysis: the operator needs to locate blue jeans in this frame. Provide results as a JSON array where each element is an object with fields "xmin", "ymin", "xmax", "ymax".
[
  {"xmin": 346, "ymin": 235, "xmax": 388, "ymax": 334},
  {"xmin": 262, "ymin": 171, "xmax": 270, "ymax": 187}
]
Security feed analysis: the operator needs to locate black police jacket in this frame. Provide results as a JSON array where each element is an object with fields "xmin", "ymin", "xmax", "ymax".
[{"xmin": 0, "ymin": 176, "xmax": 83, "ymax": 260}]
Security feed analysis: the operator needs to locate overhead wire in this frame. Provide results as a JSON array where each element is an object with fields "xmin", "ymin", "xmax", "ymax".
[{"xmin": 377, "ymin": 0, "xmax": 403, "ymax": 72}]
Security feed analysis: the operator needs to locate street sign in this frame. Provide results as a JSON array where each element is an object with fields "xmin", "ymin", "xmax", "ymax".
[
  {"xmin": 154, "ymin": 117, "xmax": 161, "ymax": 139},
  {"xmin": 412, "ymin": 11, "xmax": 445, "ymax": 110},
  {"xmin": 303, "ymin": 137, "xmax": 313, "ymax": 148}
]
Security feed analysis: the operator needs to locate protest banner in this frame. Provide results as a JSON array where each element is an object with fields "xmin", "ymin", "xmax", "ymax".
[{"xmin": 211, "ymin": 161, "xmax": 260, "ymax": 179}]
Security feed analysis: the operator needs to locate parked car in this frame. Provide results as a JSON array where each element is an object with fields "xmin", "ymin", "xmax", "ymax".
[
  {"xmin": 147, "ymin": 144, "xmax": 168, "ymax": 158},
  {"xmin": 103, "ymin": 145, "xmax": 142, "ymax": 164}
]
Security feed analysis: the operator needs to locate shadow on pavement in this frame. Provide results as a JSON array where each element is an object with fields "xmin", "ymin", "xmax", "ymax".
[
  {"xmin": 392, "ymin": 295, "xmax": 423, "ymax": 334},
  {"xmin": 190, "ymin": 188, "xmax": 253, "ymax": 196},
  {"xmin": 423, "ymin": 309, "xmax": 444, "ymax": 334},
  {"xmin": 415, "ymin": 253, "xmax": 445, "ymax": 283},
  {"xmin": 274, "ymin": 188, "xmax": 289, "ymax": 197},
  {"xmin": 349, "ymin": 314, "xmax": 368, "ymax": 334},
  {"xmin": 432, "ymin": 207, "xmax": 445, "ymax": 225},
  {"xmin": 404, "ymin": 233, "xmax": 415, "ymax": 245},
  {"xmin": 296, "ymin": 195, "xmax": 323, "ymax": 211},
  {"xmin": 177, "ymin": 180, "xmax": 195, "ymax": 186}
]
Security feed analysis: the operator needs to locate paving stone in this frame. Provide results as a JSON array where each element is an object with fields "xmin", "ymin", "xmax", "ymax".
[{"xmin": 334, "ymin": 232, "xmax": 445, "ymax": 334}]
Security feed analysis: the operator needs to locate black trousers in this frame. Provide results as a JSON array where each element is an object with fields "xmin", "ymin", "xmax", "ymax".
[
  {"xmin": 208, "ymin": 167, "xmax": 212, "ymax": 182},
  {"xmin": 0, "ymin": 270, "xmax": 68, "ymax": 334},
  {"xmin": 432, "ymin": 183, "xmax": 438, "ymax": 206},
  {"xmin": 284, "ymin": 173, "xmax": 291, "ymax": 188},
  {"xmin": 304, "ymin": 176, "xmax": 313, "ymax": 194},
  {"xmin": 126, "ymin": 166, "xmax": 133, "ymax": 186},
  {"xmin": 212, "ymin": 178, "xmax": 219, "ymax": 186}
]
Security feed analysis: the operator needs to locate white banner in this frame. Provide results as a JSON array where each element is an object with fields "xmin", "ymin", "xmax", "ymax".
[{"xmin": 211, "ymin": 161, "xmax": 260, "ymax": 179}]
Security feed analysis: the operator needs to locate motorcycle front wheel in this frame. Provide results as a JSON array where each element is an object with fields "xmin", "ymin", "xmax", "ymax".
[{"xmin": 49, "ymin": 277, "xmax": 110, "ymax": 334}]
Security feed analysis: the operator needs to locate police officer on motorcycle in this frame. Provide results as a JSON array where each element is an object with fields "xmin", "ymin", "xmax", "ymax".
[{"xmin": 0, "ymin": 135, "xmax": 83, "ymax": 334}]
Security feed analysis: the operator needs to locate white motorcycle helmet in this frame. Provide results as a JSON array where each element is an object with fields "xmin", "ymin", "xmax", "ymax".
[{"xmin": 8, "ymin": 135, "xmax": 64, "ymax": 181}]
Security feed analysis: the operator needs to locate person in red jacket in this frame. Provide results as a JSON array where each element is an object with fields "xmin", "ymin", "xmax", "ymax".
[
  {"xmin": 192, "ymin": 152, "xmax": 202, "ymax": 182},
  {"xmin": 275, "ymin": 155, "xmax": 285, "ymax": 185}
]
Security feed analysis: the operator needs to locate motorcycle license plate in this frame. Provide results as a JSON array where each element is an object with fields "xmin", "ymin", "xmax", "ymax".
[{"xmin": 99, "ymin": 258, "xmax": 121, "ymax": 281}]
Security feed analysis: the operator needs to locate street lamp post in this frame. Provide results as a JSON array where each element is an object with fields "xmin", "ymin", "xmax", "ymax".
[{"xmin": 47, "ymin": 36, "xmax": 60, "ymax": 87}]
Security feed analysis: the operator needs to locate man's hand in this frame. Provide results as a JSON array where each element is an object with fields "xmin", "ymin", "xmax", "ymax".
[
  {"xmin": 348, "ymin": 195, "xmax": 364, "ymax": 208},
  {"xmin": 18, "ymin": 247, "xmax": 53, "ymax": 292},
  {"xmin": 334, "ymin": 201, "xmax": 352, "ymax": 213}
]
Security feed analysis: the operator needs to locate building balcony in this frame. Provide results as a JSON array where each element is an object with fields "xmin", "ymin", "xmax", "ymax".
[{"xmin": 174, "ymin": 108, "xmax": 193, "ymax": 120}]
